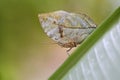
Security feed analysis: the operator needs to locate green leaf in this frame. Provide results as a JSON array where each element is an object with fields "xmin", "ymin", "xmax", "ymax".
[{"xmin": 49, "ymin": 7, "xmax": 120, "ymax": 80}]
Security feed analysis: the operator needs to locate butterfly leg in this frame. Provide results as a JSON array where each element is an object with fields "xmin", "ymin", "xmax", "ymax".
[{"xmin": 66, "ymin": 47, "xmax": 73, "ymax": 56}]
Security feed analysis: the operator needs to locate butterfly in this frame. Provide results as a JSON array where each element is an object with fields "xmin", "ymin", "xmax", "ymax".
[{"xmin": 38, "ymin": 10, "xmax": 96, "ymax": 53}]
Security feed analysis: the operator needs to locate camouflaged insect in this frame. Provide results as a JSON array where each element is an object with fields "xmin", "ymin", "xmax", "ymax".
[{"xmin": 38, "ymin": 10, "xmax": 96, "ymax": 52}]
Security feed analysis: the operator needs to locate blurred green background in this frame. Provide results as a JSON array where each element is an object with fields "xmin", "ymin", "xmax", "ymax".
[{"xmin": 0, "ymin": 0, "xmax": 119, "ymax": 80}]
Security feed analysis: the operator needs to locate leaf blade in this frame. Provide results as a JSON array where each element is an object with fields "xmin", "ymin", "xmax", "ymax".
[{"xmin": 49, "ymin": 7, "xmax": 120, "ymax": 80}]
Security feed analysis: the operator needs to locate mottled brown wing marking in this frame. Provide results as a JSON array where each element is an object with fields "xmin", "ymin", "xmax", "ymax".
[
  {"xmin": 53, "ymin": 21, "xmax": 95, "ymax": 29},
  {"xmin": 58, "ymin": 26, "xmax": 64, "ymax": 38},
  {"xmin": 79, "ymin": 13, "xmax": 96, "ymax": 28},
  {"xmin": 53, "ymin": 21, "xmax": 64, "ymax": 38}
]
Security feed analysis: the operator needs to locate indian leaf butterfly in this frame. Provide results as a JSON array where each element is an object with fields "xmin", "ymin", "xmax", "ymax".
[{"xmin": 38, "ymin": 10, "xmax": 96, "ymax": 53}]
